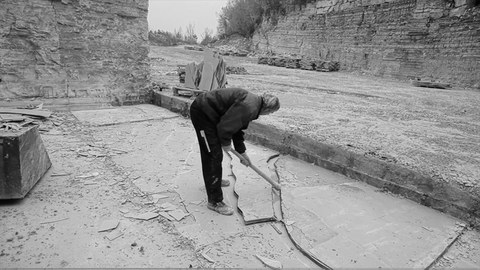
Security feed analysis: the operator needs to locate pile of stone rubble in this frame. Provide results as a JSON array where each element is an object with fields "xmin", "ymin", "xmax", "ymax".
[{"xmin": 258, "ymin": 55, "xmax": 340, "ymax": 72}]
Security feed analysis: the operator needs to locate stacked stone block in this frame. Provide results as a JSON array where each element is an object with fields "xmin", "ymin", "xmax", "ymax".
[{"xmin": 257, "ymin": 55, "xmax": 340, "ymax": 72}]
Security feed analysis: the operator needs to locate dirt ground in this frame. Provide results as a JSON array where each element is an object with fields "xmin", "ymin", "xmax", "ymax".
[{"xmin": 150, "ymin": 45, "xmax": 480, "ymax": 215}]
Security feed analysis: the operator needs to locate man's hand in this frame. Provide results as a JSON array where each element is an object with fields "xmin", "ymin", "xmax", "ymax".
[
  {"xmin": 222, "ymin": 144, "xmax": 232, "ymax": 153},
  {"xmin": 240, "ymin": 152, "xmax": 251, "ymax": 167}
]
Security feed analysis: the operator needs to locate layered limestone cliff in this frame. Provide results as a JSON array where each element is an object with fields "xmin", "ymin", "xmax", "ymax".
[
  {"xmin": 252, "ymin": 0, "xmax": 480, "ymax": 89},
  {"xmin": 0, "ymin": 0, "xmax": 150, "ymax": 103}
]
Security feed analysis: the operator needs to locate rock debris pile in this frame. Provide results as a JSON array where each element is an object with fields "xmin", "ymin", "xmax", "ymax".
[{"xmin": 258, "ymin": 55, "xmax": 340, "ymax": 72}]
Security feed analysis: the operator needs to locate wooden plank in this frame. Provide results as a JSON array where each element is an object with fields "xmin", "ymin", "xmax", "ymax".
[
  {"xmin": 198, "ymin": 63, "xmax": 215, "ymax": 91},
  {"xmin": 0, "ymin": 108, "xmax": 52, "ymax": 118},
  {"xmin": 0, "ymin": 97, "xmax": 114, "ymax": 112},
  {"xmin": 0, "ymin": 125, "xmax": 52, "ymax": 199},
  {"xmin": 198, "ymin": 50, "xmax": 220, "ymax": 91},
  {"xmin": 0, "ymin": 114, "xmax": 27, "ymax": 122},
  {"xmin": 173, "ymin": 86, "xmax": 206, "ymax": 97},
  {"xmin": 184, "ymin": 62, "xmax": 197, "ymax": 89}
]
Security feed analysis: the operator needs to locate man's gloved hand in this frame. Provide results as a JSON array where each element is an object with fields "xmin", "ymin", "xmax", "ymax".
[
  {"xmin": 222, "ymin": 144, "xmax": 232, "ymax": 153},
  {"xmin": 240, "ymin": 152, "xmax": 251, "ymax": 167}
]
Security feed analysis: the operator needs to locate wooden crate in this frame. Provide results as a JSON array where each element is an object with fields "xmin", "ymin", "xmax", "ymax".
[
  {"xmin": 0, "ymin": 125, "xmax": 51, "ymax": 199},
  {"xmin": 173, "ymin": 86, "xmax": 206, "ymax": 97}
]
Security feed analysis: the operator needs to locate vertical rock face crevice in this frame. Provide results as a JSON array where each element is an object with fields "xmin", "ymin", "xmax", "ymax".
[
  {"xmin": 0, "ymin": 0, "xmax": 150, "ymax": 102},
  {"xmin": 252, "ymin": 0, "xmax": 480, "ymax": 89}
]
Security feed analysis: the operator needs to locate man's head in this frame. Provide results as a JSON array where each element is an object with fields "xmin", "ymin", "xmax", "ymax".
[{"xmin": 260, "ymin": 93, "xmax": 280, "ymax": 115}]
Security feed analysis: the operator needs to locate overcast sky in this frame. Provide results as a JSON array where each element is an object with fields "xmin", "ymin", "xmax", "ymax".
[{"xmin": 148, "ymin": 0, "xmax": 229, "ymax": 38}]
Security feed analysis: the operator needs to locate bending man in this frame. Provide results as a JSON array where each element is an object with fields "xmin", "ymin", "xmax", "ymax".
[{"xmin": 190, "ymin": 88, "xmax": 280, "ymax": 215}]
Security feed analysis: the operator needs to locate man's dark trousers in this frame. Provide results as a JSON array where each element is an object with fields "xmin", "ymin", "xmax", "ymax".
[{"xmin": 190, "ymin": 102, "xmax": 224, "ymax": 204}]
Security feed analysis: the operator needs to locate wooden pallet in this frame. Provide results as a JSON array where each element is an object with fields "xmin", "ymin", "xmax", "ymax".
[{"xmin": 172, "ymin": 86, "xmax": 206, "ymax": 97}]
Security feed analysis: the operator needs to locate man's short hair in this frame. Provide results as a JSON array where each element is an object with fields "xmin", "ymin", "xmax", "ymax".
[{"xmin": 262, "ymin": 94, "xmax": 280, "ymax": 112}]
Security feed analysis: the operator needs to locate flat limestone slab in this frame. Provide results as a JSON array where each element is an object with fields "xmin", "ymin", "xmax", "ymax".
[
  {"xmin": 72, "ymin": 104, "xmax": 179, "ymax": 126},
  {"xmin": 230, "ymin": 145, "xmax": 278, "ymax": 224},
  {"xmin": 277, "ymin": 155, "xmax": 465, "ymax": 268}
]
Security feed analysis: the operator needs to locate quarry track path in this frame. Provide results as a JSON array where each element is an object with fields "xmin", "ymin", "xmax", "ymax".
[{"xmin": 150, "ymin": 45, "xmax": 480, "ymax": 226}]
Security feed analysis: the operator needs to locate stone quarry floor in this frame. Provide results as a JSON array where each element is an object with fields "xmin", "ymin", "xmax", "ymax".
[
  {"xmin": 1, "ymin": 44, "xmax": 479, "ymax": 268},
  {"xmin": 151, "ymin": 45, "xmax": 480, "ymax": 221},
  {"xmin": 1, "ymin": 104, "xmax": 479, "ymax": 268}
]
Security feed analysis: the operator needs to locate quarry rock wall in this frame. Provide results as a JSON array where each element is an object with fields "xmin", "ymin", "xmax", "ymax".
[
  {"xmin": 0, "ymin": 0, "xmax": 150, "ymax": 103},
  {"xmin": 252, "ymin": 0, "xmax": 480, "ymax": 89}
]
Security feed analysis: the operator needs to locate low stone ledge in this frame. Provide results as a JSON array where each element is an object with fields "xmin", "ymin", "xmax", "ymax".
[{"xmin": 152, "ymin": 91, "xmax": 192, "ymax": 117}]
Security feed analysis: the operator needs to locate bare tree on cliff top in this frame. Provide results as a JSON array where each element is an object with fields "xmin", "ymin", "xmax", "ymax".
[{"xmin": 185, "ymin": 23, "xmax": 198, "ymax": 44}]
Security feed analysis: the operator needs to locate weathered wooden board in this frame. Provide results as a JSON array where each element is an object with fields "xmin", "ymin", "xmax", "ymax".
[
  {"xmin": 0, "ymin": 108, "xmax": 52, "ymax": 118},
  {"xmin": 0, "ymin": 114, "xmax": 27, "ymax": 122},
  {"xmin": 184, "ymin": 62, "xmax": 197, "ymax": 89},
  {"xmin": 0, "ymin": 125, "xmax": 52, "ymax": 199},
  {"xmin": 198, "ymin": 63, "xmax": 215, "ymax": 91},
  {"xmin": 198, "ymin": 50, "xmax": 220, "ymax": 91},
  {"xmin": 172, "ymin": 86, "xmax": 206, "ymax": 97}
]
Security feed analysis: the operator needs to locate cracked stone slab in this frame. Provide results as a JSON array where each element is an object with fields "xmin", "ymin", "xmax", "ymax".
[
  {"xmin": 276, "ymin": 155, "xmax": 465, "ymax": 268},
  {"xmin": 230, "ymin": 144, "xmax": 279, "ymax": 224},
  {"xmin": 72, "ymin": 104, "xmax": 179, "ymax": 126},
  {"xmin": 190, "ymin": 223, "xmax": 314, "ymax": 268}
]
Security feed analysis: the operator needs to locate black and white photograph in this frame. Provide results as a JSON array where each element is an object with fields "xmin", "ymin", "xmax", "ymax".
[{"xmin": 0, "ymin": 0, "xmax": 479, "ymax": 268}]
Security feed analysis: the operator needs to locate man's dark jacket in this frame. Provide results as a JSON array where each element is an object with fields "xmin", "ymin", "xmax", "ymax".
[{"xmin": 192, "ymin": 88, "xmax": 263, "ymax": 153}]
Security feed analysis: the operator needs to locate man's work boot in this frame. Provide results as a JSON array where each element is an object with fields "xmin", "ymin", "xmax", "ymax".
[
  {"xmin": 207, "ymin": 201, "xmax": 234, "ymax": 215},
  {"xmin": 221, "ymin": 179, "xmax": 230, "ymax": 187}
]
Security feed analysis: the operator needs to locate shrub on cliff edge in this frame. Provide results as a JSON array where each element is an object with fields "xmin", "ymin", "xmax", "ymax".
[{"xmin": 217, "ymin": 0, "xmax": 316, "ymax": 38}]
